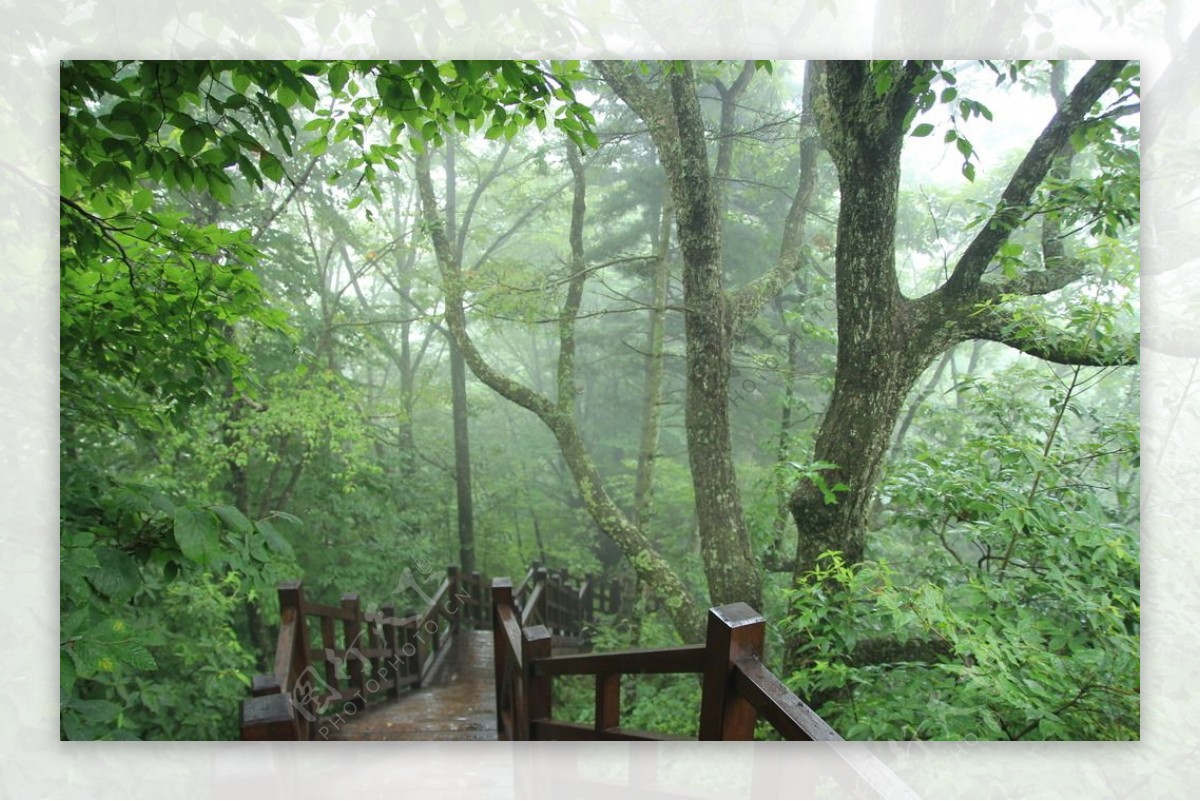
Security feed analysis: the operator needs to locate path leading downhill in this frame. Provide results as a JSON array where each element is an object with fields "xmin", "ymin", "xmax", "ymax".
[{"xmin": 326, "ymin": 629, "xmax": 497, "ymax": 741}]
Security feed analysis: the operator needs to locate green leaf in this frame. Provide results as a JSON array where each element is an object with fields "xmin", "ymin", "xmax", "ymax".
[
  {"xmin": 260, "ymin": 152, "xmax": 285, "ymax": 183},
  {"xmin": 256, "ymin": 519, "xmax": 294, "ymax": 558},
  {"xmin": 212, "ymin": 504, "xmax": 253, "ymax": 535},
  {"xmin": 181, "ymin": 125, "xmax": 206, "ymax": 156},
  {"xmin": 70, "ymin": 698, "xmax": 124, "ymax": 724},
  {"xmin": 87, "ymin": 547, "xmax": 141, "ymax": 603},
  {"xmin": 115, "ymin": 642, "xmax": 157, "ymax": 671},
  {"xmin": 328, "ymin": 62, "xmax": 349, "ymax": 94},
  {"xmin": 173, "ymin": 505, "xmax": 221, "ymax": 565},
  {"xmin": 911, "ymin": 123, "xmax": 935, "ymax": 137},
  {"xmin": 61, "ymin": 651, "xmax": 77, "ymax": 699}
]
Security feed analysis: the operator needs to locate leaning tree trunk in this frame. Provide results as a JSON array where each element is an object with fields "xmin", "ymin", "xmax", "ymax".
[{"xmin": 415, "ymin": 145, "xmax": 706, "ymax": 642}]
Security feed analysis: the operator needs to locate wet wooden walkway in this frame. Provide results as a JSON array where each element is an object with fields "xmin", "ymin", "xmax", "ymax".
[{"xmin": 327, "ymin": 629, "xmax": 497, "ymax": 741}]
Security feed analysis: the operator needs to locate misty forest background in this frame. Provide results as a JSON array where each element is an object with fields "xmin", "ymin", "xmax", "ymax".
[{"xmin": 60, "ymin": 59, "xmax": 1140, "ymax": 740}]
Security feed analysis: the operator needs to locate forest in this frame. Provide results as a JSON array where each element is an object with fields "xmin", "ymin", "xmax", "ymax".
[{"xmin": 60, "ymin": 59, "xmax": 1140, "ymax": 741}]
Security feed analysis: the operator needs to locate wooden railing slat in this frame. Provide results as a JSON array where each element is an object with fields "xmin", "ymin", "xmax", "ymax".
[
  {"xmin": 271, "ymin": 606, "xmax": 297, "ymax": 687},
  {"xmin": 533, "ymin": 645, "xmax": 706, "ymax": 676},
  {"xmin": 301, "ymin": 601, "xmax": 357, "ymax": 621}
]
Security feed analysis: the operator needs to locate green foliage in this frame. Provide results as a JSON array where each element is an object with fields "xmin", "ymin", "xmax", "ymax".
[
  {"xmin": 782, "ymin": 358, "xmax": 1139, "ymax": 740},
  {"xmin": 60, "ymin": 57, "xmax": 602, "ymax": 739},
  {"xmin": 785, "ymin": 459, "xmax": 849, "ymax": 506},
  {"xmin": 783, "ymin": 546, "xmax": 1137, "ymax": 740}
]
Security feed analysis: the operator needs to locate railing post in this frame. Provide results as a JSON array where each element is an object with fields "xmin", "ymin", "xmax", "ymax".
[
  {"xmin": 241, "ymin": 674, "xmax": 301, "ymax": 740},
  {"xmin": 279, "ymin": 580, "xmax": 313, "ymax": 737},
  {"xmin": 521, "ymin": 624, "xmax": 553, "ymax": 740},
  {"xmin": 534, "ymin": 567, "xmax": 549, "ymax": 627},
  {"xmin": 560, "ymin": 568, "xmax": 574, "ymax": 632},
  {"xmin": 471, "ymin": 570, "xmax": 484, "ymax": 627},
  {"xmin": 550, "ymin": 572, "xmax": 563, "ymax": 634},
  {"xmin": 595, "ymin": 671, "xmax": 620, "ymax": 733},
  {"xmin": 582, "ymin": 573, "xmax": 595, "ymax": 622},
  {"xmin": 381, "ymin": 603, "xmax": 400, "ymax": 701},
  {"xmin": 319, "ymin": 614, "xmax": 338, "ymax": 693},
  {"xmin": 242, "ymin": 580, "xmax": 310, "ymax": 740},
  {"xmin": 365, "ymin": 609, "xmax": 381, "ymax": 701},
  {"xmin": 341, "ymin": 593, "xmax": 366, "ymax": 712},
  {"xmin": 698, "ymin": 603, "xmax": 764, "ymax": 740},
  {"xmin": 405, "ymin": 607, "xmax": 422, "ymax": 689},
  {"xmin": 447, "ymin": 565, "xmax": 461, "ymax": 635},
  {"xmin": 492, "ymin": 578, "xmax": 514, "ymax": 738},
  {"xmin": 278, "ymin": 581, "xmax": 312, "ymax": 686}
]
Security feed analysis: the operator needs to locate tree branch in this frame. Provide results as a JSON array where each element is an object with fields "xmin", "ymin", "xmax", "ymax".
[
  {"xmin": 940, "ymin": 60, "xmax": 1128, "ymax": 298},
  {"xmin": 984, "ymin": 257, "xmax": 1088, "ymax": 298},
  {"xmin": 556, "ymin": 146, "xmax": 587, "ymax": 415},
  {"xmin": 966, "ymin": 307, "xmax": 1139, "ymax": 367},
  {"xmin": 414, "ymin": 149, "xmax": 557, "ymax": 421},
  {"xmin": 729, "ymin": 61, "xmax": 820, "ymax": 334}
]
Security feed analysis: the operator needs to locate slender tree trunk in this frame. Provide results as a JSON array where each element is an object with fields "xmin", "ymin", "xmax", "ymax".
[
  {"xmin": 668, "ymin": 64, "xmax": 762, "ymax": 609},
  {"xmin": 597, "ymin": 60, "xmax": 819, "ymax": 610},
  {"xmin": 633, "ymin": 194, "xmax": 672, "ymax": 530},
  {"xmin": 770, "ymin": 295, "xmax": 801, "ymax": 557},
  {"xmin": 442, "ymin": 139, "xmax": 476, "ymax": 574}
]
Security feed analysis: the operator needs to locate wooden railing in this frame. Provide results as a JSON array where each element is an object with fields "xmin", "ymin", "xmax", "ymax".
[
  {"xmin": 241, "ymin": 565, "xmax": 493, "ymax": 740},
  {"xmin": 492, "ymin": 578, "xmax": 842, "ymax": 741},
  {"xmin": 512, "ymin": 561, "xmax": 619, "ymax": 644},
  {"xmin": 240, "ymin": 562, "xmax": 612, "ymax": 740}
]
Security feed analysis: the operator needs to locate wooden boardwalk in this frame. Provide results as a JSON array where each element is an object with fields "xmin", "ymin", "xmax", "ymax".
[{"xmin": 327, "ymin": 629, "xmax": 497, "ymax": 741}]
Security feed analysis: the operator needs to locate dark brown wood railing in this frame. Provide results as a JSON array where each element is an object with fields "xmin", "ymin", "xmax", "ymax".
[
  {"xmin": 242, "ymin": 562, "xmax": 835, "ymax": 743},
  {"xmin": 241, "ymin": 563, "xmax": 613, "ymax": 740},
  {"xmin": 491, "ymin": 579, "xmax": 841, "ymax": 742}
]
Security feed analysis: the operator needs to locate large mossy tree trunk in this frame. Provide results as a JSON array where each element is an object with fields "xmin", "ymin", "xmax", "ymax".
[{"xmin": 789, "ymin": 60, "xmax": 1135, "ymax": 582}]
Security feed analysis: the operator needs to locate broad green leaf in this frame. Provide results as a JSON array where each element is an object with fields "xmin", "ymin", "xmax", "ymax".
[
  {"xmin": 115, "ymin": 642, "xmax": 157, "ymax": 671},
  {"xmin": 61, "ymin": 651, "xmax": 77, "ymax": 699},
  {"xmin": 173, "ymin": 505, "xmax": 221, "ymax": 565},
  {"xmin": 181, "ymin": 125, "xmax": 206, "ymax": 156},
  {"xmin": 328, "ymin": 62, "xmax": 349, "ymax": 94},
  {"xmin": 70, "ymin": 698, "xmax": 124, "ymax": 723},
  {"xmin": 87, "ymin": 547, "xmax": 141, "ymax": 602},
  {"xmin": 256, "ymin": 519, "xmax": 294, "ymax": 558},
  {"xmin": 212, "ymin": 504, "xmax": 253, "ymax": 535}
]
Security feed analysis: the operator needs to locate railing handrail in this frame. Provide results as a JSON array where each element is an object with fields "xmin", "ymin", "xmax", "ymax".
[
  {"xmin": 491, "ymin": 583, "xmax": 842, "ymax": 743},
  {"xmin": 532, "ymin": 644, "xmax": 706, "ymax": 677}
]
